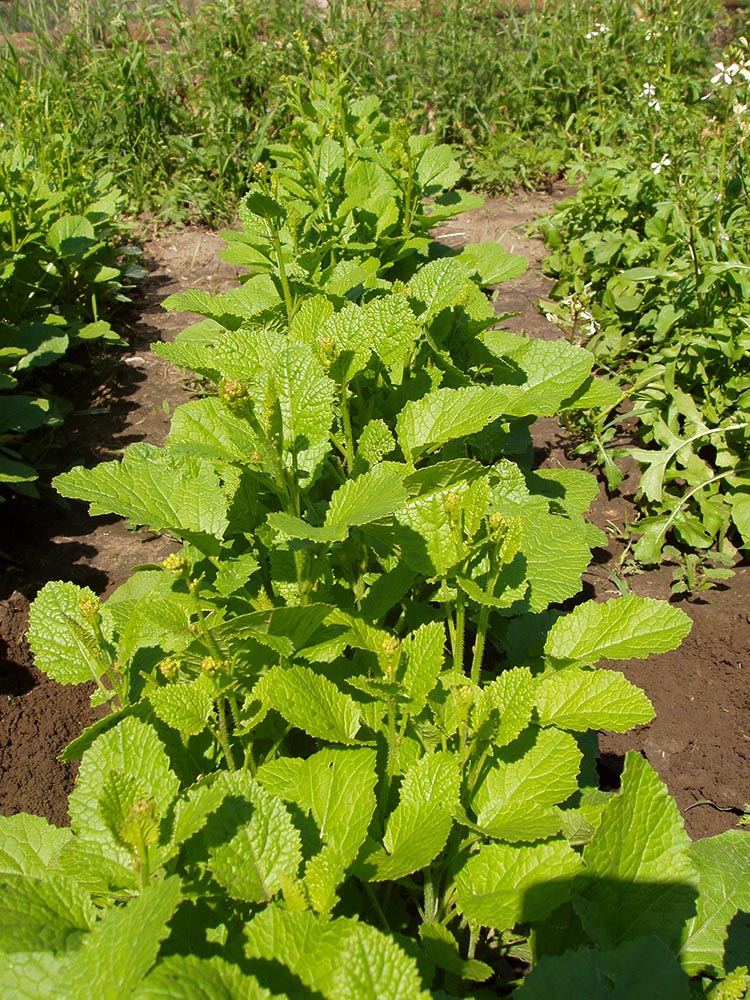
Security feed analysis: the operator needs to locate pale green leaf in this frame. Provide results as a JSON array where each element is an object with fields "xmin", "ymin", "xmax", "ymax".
[
  {"xmin": 396, "ymin": 385, "xmax": 508, "ymax": 460},
  {"xmin": 484, "ymin": 333, "xmax": 593, "ymax": 413},
  {"xmin": 419, "ymin": 922, "xmax": 493, "ymax": 982},
  {"xmin": 134, "ymin": 955, "xmax": 278, "ymax": 1000},
  {"xmin": 260, "ymin": 665, "xmax": 362, "ymax": 743},
  {"xmin": 416, "ymin": 144, "xmax": 462, "ymax": 193},
  {"xmin": 363, "ymin": 752, "xmax": 460, "ymax": 880},
  {"xmin": 0, "ymin": 950, "xmax": 64, "ymax": 999},
  {"xmin": 208, "ymin": 773, "xmax": 302, "ymax": 904},
  {"xmin": 0, "ymin": 814, "xmax": 72, "ymax": 878},
  {"xmin": 470, "ymin": 667, "xmax": 535, "ymax": 749},
  {"xmin": 545, "ymin": 595, "xmax": 692, "ymax": 666},
  {"xmin": 327, "ymin": 463, "xmax": 408, "ymax": 528},
  {"xmin": 536, "ymin": 667, "xmax": 654, "ymax": 732},
  {"xmin": 455, "ymin": 840, "xmax": 583, "ymax": 931},
  {"xmin": 516, "ymin": 936, "xmax": 691, "ymax": 999},
  {"xmin": 399, "ymin": 621, "xmax": 446, "ymax": 713},
  {"xmin": 58, "ymin": 877, "xmax": 181, "ymax": 999},
  {"xmin": 54, "ymin": 443, "xmax": 229, "ymax": 544},
  {"xmin": 147, "ymin": 674, "xmax": 217, "ymax": 737},
  {"xmin": 472, "ymin": 727, "xmax": 581, "ymax": 842},
  {"xmin": 296, "ymin": 747, "xmax": 378, "ymax": 865},
  {"xmin": 394, "ymin": 486, "xmax": 466, "ymax": 578},
  {"xmin": 27, "ymin": 581, "xmax": 113, "ymax": 685},
  {"xmin": 680, "ymin": 830, "xmax": 750, "ymax": 977},
  {"xmin": 574, "ymin": 753, "xmax": 698, "ymax": 950},
  {"xmin": 409, "ymin": 258, "xmax": 471, "ymax": 323},
  {"xmin": 68, "ymin": 718, "xmax": 180, "ymax": 869},
  {"xmin": 456, "ymin": 242, "xmax": 528, "ymax": 286},
  {"xmin": 244, "ymin": 906, "xmax": 431, "ymax": 1000},
  {"xmin": 0, "ymin": 874, "xmax": 95, "ymax": 953},
  {"xmin": 166, "ymin": 397, "xmax": 258, "ymax": 462}
]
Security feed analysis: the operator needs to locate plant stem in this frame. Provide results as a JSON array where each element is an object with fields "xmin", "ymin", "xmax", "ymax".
[
  {"xmin": 340, "ymin": 384, "xmax": 355, "ymax": 471},
  {"xmin": 216, "ymin": 697, "xmax": 237, "ymax": 771},
  {"xmin": 470, "ymin": 604, "xmax": 490, "ymax": 686}
]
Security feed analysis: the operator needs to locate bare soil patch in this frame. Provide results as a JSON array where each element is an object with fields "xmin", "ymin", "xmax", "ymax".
[{"xmin": 1, "ymin": 199, "xmax": 748, "ymax": 840}]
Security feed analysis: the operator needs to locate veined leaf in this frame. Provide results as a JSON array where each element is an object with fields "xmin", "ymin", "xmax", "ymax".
[
  {"xmin": 484, "ymin": 332, "xmax": 594, "ymax": 413},
  {"xmin": 362, "ymin": 752, "xmax": 460, "ymax": 880},
  {"xmin": 416, "ymin": 144, "xmax": 462, "ymax": 194},
  {"xmin": 54, "ymin": 443, "xmax": 229, "ymax": 545},
  {"xmin": 147, "ymin": 674, "xmax": 217, "ymax": 737},
  {"xmin": 296, "ymin": 748, "xmax": 378, "ymax": 866},
  {"xmin": 471, "ymin": 727, "xmax": 581, "ymax": 842},
  {"xmin": 409, "ymin": 258, "xmax": 471, "ymax": 323},
  {"xmin": 166, "ymin": 398, "xmax": 258, "ymax": 463},
  {"xmin": 470, "ymin": 667, "xmax": 535, "ymax": 749},
  {"xmin": 396, "ymin": 385, "xmax": 507, "ymax": 460},
  {"xmin": 134, "ymin": 955, "xmax": 278, "ymax": 999},
  {"xmin": 516, "ymin": 936, "xmax": 691, "ymax": 999},
  {"xmin": 680, "ymin": 830, "xmax": 750, "ymax": 977},
  {"xmin": 0, "ymin": 874, "xmax": 95, "ymax": 953},
  {"xmin": 326, "ymin": 463, "xmax": 408, "ymax": 528},
  {"xmin": 545, "ymin": 595, "xmax": 692, "ymax": 666},
  {"xmin": 419, "ymin": 922, "xmax": 493, "ymax": 982},
  {"xmin": 27, "ymin": 581, "xmax": 113, "ymax": 686},
  {"xmin": 0, "ymin": 815, "xmax": 72, "ymax": 878},
  {"xmin": 399, "ymin": 621, "xmax": 446, "ymax": 714},
  {"xmin": 68, "ymin": 718, "xmax": 180, "ymax": 870},
  {"xmin": 207, "ymin": 772, "xmax": 302, "ymax": 904},
  {"xmin": 244, "ymin": 905, "xmax": 431, "ymax": 1000},
  {"xmin": 456, "ymin": 242, "xmax": 528, "ymax": 286},
  {"xmin": 260, "ymin": 665, "xmax": 362, "ymax": 743},
  {"xmin": 536, "ymin": 667, "xmax": 654, "ymax": 732},
  {"xmin": 455, "ymin": 840, "xmax": 583, "ymax": 931},
  {"xmin": 573, "ymin": 753, "xmax": 698, "ymax": 950}
]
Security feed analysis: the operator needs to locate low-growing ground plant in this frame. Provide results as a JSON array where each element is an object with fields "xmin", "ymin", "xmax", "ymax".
[
  {"xmin": 539, "ymin": 35, "xmax": 750, "ymax": 587},
  {"xmin": 3, "ymin": 69, "xmax": 748, "ymax": 997}
]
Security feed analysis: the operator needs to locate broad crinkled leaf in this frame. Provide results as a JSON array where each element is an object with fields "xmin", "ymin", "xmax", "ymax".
[
  {"xmin": 295, "ymin": 748, "xmax": 378, "ymax": 866},
  {"xmin": 508, "ymin": 509, "xmax": 592, "ymax": 613},
  {"xmin": 484, "ymin": 332, "xmax": 594, "ymax": 412},
  {"xmin": 244, "ymin": 906, "xmax": 431, "ymax": 1000},
  {"xmin": 166, "ymin": 398, "xmax": 258, "ymax": 463},
  {"xmin": 0, "ymin": 874, "xmax": 95, "ymax": 953},
  {"xmin": 456, "ymin": 242, "xmax": 528, "ymax": 286},
  {"xmin": 680, "ymin": 830, "xmax": 750, "ymax": 977},
  {"xmin": 545, "ymin": 595, "xmax": 692, "ymax": 666},
  {"xmin": 419, "ymin": 922, "xmax": 493, "ymax": 982},
  {"xmin": 147, "ymin": 674, "xmax": 217, "ymax": 737},
  {"xmin": 0, "ymin": 814, "xmax": 72, "ymax": 878},
  {"xmin": 415, "ymin": 144, "xmax": 462, "ymax": 194},
  {"xmin": 536, "ymin": 667, "xmax": 654, "ymax": 732},
  {"xmin": 396, "ymin": 385, "xmax": 509, "ymax": 460},
  {"xmin": 134, "ymin": 955, "xmax": 278, "ymax": 999},
  {"xmin": 326, "ymin": 464, "xmax": 408, "ymax": 529},
  {"xmin": 574, "ymin": 753, "xmax": 698, "ymax": 950},
  {"xmin": 455, "ymin": 840, "xmax": 583, "ymax": 931},
  {"xmin": 394, "ymin": 486, "xmax": 466, "ymax": 578},
  {"xmin": 68, "ymin": 718, "xmax": 180, "ymax": 869},
  {"xmin": 54, "ymin": 443, "xmax": 229, "ymax": 545},
  {"xmin": 362, "ymin": 752, "xmax": 460, "ymax": 880},
  {"xmin": 399, "ymin": 621, "xmax": 446, "ymax": 713},
  {"xmin": 260, "ymin": 665, "xmax": 361, "ymax": 743},
  {"xmin": 409, "ymin": 258, "xmax": 471, "ymax": 323},
  {"xmin": 56, "ymin": 878, "xmax": 181, "ymax": 1000},
  {"xmin": 470, "ymin": 667, "xmax": 534, "ymax": 749},
  {"xmin": 27, "ymin": 581, "xmax": 113, "ymax": 686},
  {"xmin": 516, "ymin": 936, "xmax": 691, "ymax": 999},
  {"xmin": 471, "ymin": 727, "xmax": 581, "ymax": 842},
  {"xmin": 207, "ymin": 772, "xmax": 302, "ymax": 904}
]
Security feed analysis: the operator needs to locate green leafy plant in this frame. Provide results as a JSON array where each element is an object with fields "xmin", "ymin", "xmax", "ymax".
[
  {"xmin": 0, "ymin": 136, "xmax": 144, "ymax": 494},
  {"xmin": 6, "ymin": 64, "xmax": 748, "ymax": 999},
  {"xmin": 539, "ymin": 36, "xmax": 750, "ymax": 582}
]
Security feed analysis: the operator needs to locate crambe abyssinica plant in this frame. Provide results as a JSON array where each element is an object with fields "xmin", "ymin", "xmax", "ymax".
[{"xmin": 7, "ymin": 65, "xmax": 748, "ymax": 1000}]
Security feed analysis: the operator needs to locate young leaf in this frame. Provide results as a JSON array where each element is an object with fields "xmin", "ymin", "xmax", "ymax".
[
  {"xmin": 362, "ymin": 752, "xmax": 460, "ymax": 880},
  {"xmin": 455, "ymin": 840, "xmax": 583, "ymax": 931},
  {"xmin": 396, "ymin": 385, "xmax": 509, "ymax": 460},
  {"xmin": 166, "ymin": 397, "xmax": 259, "ymax": 463},
  {"xmin": 679, "ymin": 830, "xmax": 750, "ymax": 977},
  {"xmin": 0, "ymin": 874, "xmax": 96, "ymax": 953},
  {"xmin": 326, "ymin": 463, "xmax": 408, "ymax": 528},
  {"xmin": 470, "ymin": 667, "xmax": 535, "ymax": 749},
  {"xmin": 573, "ymin": 752, "xmax": 698, "ymax": 950},
  {"xmin": 27, "ymin": 581, "xmax": 113, "ymax": 685},
  {"xmin": 471, "ymin": 727, "xmax": 582, "ymax": 842},
  {"xmin": 68, "ymin": 718, "xmax": 180, "ymax": 869},
  {"xmin": 545, "ymin": 595, "xmax": 692, "ymax": 666},
  {"xmin": 260, "ymin": 665, "xmax": 362, "ymax": 743},
  {"xmin": 147, "ymin": 674, "xmax": 217, "ymax": 738},
  {"xmin": 456, "ymin": 242, "xmax": 528, "ymax": 287},
  {"xmin": 535, "ymin": 667, "xmax": 654, "ymax": 732},
  {"xmin": 399, "ymin": 621, "xmax": 446, "ymax": 714}
]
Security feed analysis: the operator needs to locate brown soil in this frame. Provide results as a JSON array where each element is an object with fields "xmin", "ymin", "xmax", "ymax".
[{"xmin": 1, "ymin": 198, "xmax": 749, "ymax": 841}]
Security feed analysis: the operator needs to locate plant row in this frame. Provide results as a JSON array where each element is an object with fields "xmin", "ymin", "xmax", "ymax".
[
  {"xmin": 3, "ymin": 65, "xmax": 747, "ymax": 998},
  {"xmin": 539, "ymin": 35, "xmax": 750, "ymax": 593},
  {"xmin": 0, "ymin": 135, "xmax": 145, "ymax": 495}
]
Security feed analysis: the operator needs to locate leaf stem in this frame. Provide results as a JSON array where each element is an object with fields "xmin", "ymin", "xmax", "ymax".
[
  {"xmin": 215, "ymin": 697, "xmax": 237, "ymax": 771},
  {"xmin": 470, "ymin": 604, "xmax": 490, "ymax": 686}
]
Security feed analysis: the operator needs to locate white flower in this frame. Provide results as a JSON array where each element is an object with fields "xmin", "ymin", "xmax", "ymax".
[
  {"xmin": 648, "ymin": 98, "xmax": 661, "ymax": 111},
  {"xmin": 650, "ymin": 154, "xmax": 671, "ymax": 174},
  {"xmin": 585, "ymin": 21, "xmax": 609, "ymax": 39},
  {"xmin": 733, "ymin": 100, "xmax": 749, "ymax": 116},
  {"xmin": 640, "ymin": 82, "xmax": 656, "ymax": 99},
  {"xmin": 711, "ymin": 61, "xmax": 739, "ymax": 86}
]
